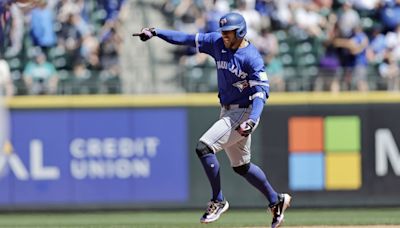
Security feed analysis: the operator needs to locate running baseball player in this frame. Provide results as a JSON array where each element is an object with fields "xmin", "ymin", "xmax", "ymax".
[{"xmin": 136, "ymin": 12, "xmax": 291, "ymax": 228}]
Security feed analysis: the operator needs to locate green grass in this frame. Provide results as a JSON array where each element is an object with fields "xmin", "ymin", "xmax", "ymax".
[{"xmin": 0, "ymin": 208, "xmax": 399, "ymax": 228}]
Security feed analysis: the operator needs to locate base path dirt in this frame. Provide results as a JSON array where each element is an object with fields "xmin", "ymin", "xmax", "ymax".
[
  {"xmin": 239, "ymin": 226, "xmax": 400, "ymax": 228},
  {"xmin": 290, "ymin": 226, "xmax": 400, "ymax": 228},
  {"xmin": 289, "ymin": 226, "xmax": 400, "ymax": 228}
]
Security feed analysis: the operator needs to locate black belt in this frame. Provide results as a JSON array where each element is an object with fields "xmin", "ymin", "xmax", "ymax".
[{"xmin": 222, "ymin": 104, "xmax": 251, "ymax": 110}]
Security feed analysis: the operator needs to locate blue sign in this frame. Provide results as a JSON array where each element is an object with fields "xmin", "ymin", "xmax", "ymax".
[{"xmin": 0, "ymin": 108, "xmax": 188, "ymax": 205}]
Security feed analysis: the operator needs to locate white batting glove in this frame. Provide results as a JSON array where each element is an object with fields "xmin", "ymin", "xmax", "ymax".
[{"xmin": 236, "ymin": 119, "xmax": 256, "ymax": 137}]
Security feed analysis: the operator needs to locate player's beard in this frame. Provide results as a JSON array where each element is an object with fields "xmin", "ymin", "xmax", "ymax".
[
  {"xmin": 224, "ymin": 36, "xmax": 240, "ymax": 50},
  {"xmin": 222, "ymin": 38, "xmax": 231, "ymax": 49}
]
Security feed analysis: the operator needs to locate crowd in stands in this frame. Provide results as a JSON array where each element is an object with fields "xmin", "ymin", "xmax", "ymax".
[
  {"xmin": 0, "ymin": 0, "xmax": 126, "ymax": 96},
  {"xmin": 160, "ymin": 0, "xmax": 400, "ymax": 92},
  {"xmin": 2, "ymin": 0, "xmax": 400, "ymax": 95}
]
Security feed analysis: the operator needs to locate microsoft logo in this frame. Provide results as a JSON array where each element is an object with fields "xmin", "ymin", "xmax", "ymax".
[{"xmin": 288, "ymin": 116, "xmax": 361, "ymax": 191}]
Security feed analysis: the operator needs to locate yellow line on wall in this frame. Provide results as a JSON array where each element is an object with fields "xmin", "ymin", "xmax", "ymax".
[
  {"xmin": 269, "ymin": 92, "xmax": 400, "ymax": 104},
  {"xmin": 5, "ymin": 92, "xmax": 400, "ymax": 109},
  {"xmin": 5, "ymin": 94, "xmax": 219, "ymax": 108}
]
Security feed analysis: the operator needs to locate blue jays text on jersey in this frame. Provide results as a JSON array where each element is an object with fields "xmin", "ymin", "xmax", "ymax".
[
  {"xmin": 216, "ymin": 61, "xmax": 248, "ymax": 79},
  {"xmin": 195, "ymin": 32, "xmax": 269, "ymax": 106}
]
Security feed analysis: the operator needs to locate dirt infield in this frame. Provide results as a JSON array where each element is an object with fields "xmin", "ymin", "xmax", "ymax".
[
  {"xmin": 288, "ymin": 226, "xmax": 400, "ymax": 228},
  {"xmin": 240, "ymin": 226, "xmax": 400, "ymax": 228},
  {"xmin": 289, "ymin": 226, "xmax": 400, "ymax": 228}
]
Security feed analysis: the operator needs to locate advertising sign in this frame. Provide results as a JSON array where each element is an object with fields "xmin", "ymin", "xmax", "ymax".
[
  {"xmin": 0, "ymin": 108, "xmax": 188, "ymax": 205},
  {"xmin": 261, "ymin": 104, "xmax": 400, "ymax": 207}
]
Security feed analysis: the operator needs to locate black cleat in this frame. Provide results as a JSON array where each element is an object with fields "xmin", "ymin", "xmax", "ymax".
[{"xmin": 269, "ymin": 193, "xmax": 291, "ymax": 228}]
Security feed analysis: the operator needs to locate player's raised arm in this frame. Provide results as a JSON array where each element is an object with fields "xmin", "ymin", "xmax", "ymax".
[{"xmin": 134, "ymin": 28, "xmax": 196, "ymax": 47}]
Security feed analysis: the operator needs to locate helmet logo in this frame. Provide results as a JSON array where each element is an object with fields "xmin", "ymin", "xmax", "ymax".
[{"xmin": 220, "ymin": 18, "xmax": 227, "ymax": 27}]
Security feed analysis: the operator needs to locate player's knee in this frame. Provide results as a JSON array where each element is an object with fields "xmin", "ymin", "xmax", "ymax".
[
  {"xmin": 195, "ymin": 141, "xmax": 213, "ymax": 158},
  {"xmin": 233, "ymin": 163, "xmax": 250, "ymax": 176}
]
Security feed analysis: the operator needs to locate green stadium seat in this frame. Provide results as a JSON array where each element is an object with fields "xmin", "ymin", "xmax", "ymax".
[
  {"xmin": 297, "ymin": 53, "xmax": 317, "ymax": 67},
  {"xmin": 279, "ymin": 42, "xmax": 290, "ymax": 54},
  {"xmin": 275, "ymin": 30, "xmax": 288, "ymax": 42},
  {"xmin": 11, "ymin": 71, "xmax": 28, "ymax": 95},
  {"xmin": 57, "ymin": 70, "xmax": 72, "ymax": 94},
  {"xmin": 281, "ymin": 54, "xmax": 293, "ymax": 66}
]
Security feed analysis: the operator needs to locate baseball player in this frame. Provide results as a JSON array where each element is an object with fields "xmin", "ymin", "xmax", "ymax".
[{"xmin": 136, "ymin": 12, "xmax": 291, "ymax": 228}]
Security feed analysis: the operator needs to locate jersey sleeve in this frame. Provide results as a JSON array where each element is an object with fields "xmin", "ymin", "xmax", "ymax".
[
  {"xmin": 196, "ymin": 32, "xmax": 220, "ymax": 57},
  {"xmin": 247, "ymin": 53, "xmax": 270, "ymax": 122},
  {"xmin": 156, "ymin": 29, "xmax": 196, "ymax": 46},
  {"xmin": 248, "ymin": 54, "xmax": 270, "ymax": 100}
]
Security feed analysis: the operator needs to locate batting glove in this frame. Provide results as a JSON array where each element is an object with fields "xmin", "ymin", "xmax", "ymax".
[
  {"xmin": 236, "ymin": 119, "xmax": 256, "ymax": 137},
  {"xmin": 139, "ymin": 28, "xmax": 156, "ymax": 41}
]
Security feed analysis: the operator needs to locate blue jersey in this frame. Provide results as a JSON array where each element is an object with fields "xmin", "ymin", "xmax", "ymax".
[
  {"xmin": 352, "ymin": 32, "xmax": 368, "ymax": 67},
  {"xmin": 196, "ymin": 32, "xmax": 269, "ymax": 106},
  {"xmin": 155, "ymin": 29, "xmax": 269, "ymax": 121}
]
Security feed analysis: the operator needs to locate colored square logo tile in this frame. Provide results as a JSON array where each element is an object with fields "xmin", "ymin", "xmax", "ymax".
[
  {"xmin": 325, "ymin": 153, "xmax": 361, "ymax": 190},
  {"xmin": 325, "ymin": 116, "xmax": 360, "ymax": 153},
  {"xmin": 289, "ymin": 153, "xmax": 324, "ymax": 190},
  {"xmin": 289, "ymin": 117, "xmax": 324, "ymax": 153}
]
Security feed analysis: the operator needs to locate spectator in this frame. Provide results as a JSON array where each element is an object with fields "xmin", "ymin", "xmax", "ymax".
[
  {"xmin": 379, "ymin": 0, "xmax": 400, "ymax": 32},
  {"xmin": 273, "ymin": 0, "xmax": 294, "ymax": 29},
  {"xmin": 314, "ymin": 13, "xmax": 340, "ymax": 92},
  {"xmin": 203, "ymin": 0, "xmax": 229, "ymax": 33},
  {"xmin": 352, "ymin": 0, "xmax": 380, "ymax": 11},
  {"xmin": 71, "ymin": 60, "xmax": 92, "ymax": 94},
  {"xmin": 384, "ymin": 24, "xmax": 400, "ymax": 63},
  {"xmin": 315, "ymin": 44, "xmax": 341, "ymax": 91},
  {"xmin": 81, "ymin": 32, "xmax": 100, "ymax": 70},
  {"xmin": 173, "ymin": 0, "xmax": 203, "ymax": 33},
  {"xmin": 99, "ymin": 0, "xmax": 126, "ymax": 23},
  {"xmin": 378, "ymin": 50, "xmax": 400, "ymax": 91},
  {"xmin": 30, "ymin": 0, "xmax": 57, "ymax": 53},
  {"xmin": 99, "ymin": 23, "xmax": 121, "ymax": 69},
  {"xmin": 333, "ymin": 25, "xmax": 369, "ymax": 91},
  {"xmin": 293, "ymin": 2, "xmax": 325, "ymax": 38},
  {"xmin": 337, "ymin": 1, "xmax": 360, "ymax": 38},
  {"xmin": 5, "ymin": 4, "xmax": 24, "ymax": 57},
  {"xmin": 255, "ymin": 0, "xmax": 281, "ymax": 30},
  {"xmin": 56, "ymin": 0, "xmax": 81, "ymax": 23},
  {"xmin": 366, "ymin": 25, "xmax": 386, "ymax": 64},
  {"xmin": 255, "ymin": 0, "xmax": 275, "ymax": 17},
  {"xmin": 234, "ymin": 0, "xmax": 262, "ymax": 41},
  {"xmin": 253, "ymin": 27, "xmax": 284, "ymax": 91},
  {"xmin": 23, "ymin": 49, "xmax": 58, "ymax": 94},
  {"xmin": 58, "ymin": 13, "xmax": 84, "ymax": 69}
]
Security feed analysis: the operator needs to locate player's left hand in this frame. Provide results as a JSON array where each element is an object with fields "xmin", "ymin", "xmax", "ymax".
[{"xmin": 236, "ymin": 119, "xmax": 256, "ymax": 137}]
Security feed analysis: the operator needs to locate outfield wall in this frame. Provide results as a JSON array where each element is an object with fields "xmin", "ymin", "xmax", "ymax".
[
  {"xmin": 0, "ymin": 92, "xmax": 400, "ymax": 210},
  {"xmin": 260, "ymin": 103, "xmax": 400, "ymax": 207}
]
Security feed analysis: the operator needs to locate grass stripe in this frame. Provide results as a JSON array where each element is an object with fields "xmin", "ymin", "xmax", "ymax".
[{"xmin": 0, "ymin": 208, "xmax": 399, "ymax": 228}]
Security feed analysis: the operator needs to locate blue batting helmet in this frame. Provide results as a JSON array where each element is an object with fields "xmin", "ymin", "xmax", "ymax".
[{"xmin": 218, "ymin": 12, "xmax": 247, "ymax": 38}]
